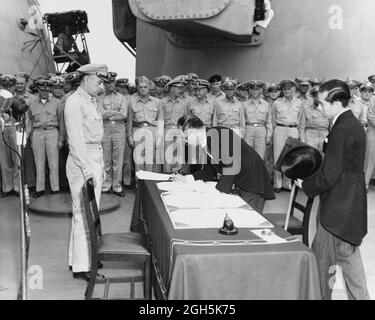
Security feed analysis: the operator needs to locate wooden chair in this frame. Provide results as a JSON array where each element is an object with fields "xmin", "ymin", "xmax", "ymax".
[
  {"xmin": 82, "ymin": 178, "xmax": 151, "ymax": 300},
  {"xmin": 263, "ymin": 184, "xmax": 315, "ymax": 246}
]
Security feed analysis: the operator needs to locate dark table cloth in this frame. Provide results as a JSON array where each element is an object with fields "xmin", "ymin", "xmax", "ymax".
[{"xmin": 131, "ymin": 181, "xmax": 321, "ymax": 300}]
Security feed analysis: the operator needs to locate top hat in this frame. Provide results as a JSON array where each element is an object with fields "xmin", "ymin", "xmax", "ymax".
[{"xmin": 275, "ymin": 137, "xmax": 322, "ymax": 180}]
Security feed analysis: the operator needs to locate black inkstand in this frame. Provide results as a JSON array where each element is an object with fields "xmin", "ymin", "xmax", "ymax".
[{"xmin": 219, "ymin": 213, "xmax": 238, "ymax": 235}]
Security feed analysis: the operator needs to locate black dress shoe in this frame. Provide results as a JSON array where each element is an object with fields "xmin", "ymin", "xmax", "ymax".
[
  {"xmin": 73, "ymin": 272, "xmax": 105, "ymax": 282},
  {"xmin": 33, "ymin": 191, "xmax": 45, "ymax": 198},
  {"xmin": 0, "ymin": 191, "xmax": 11, "ymax": 198},
  {"xmin": 113, "ymin": 190, "xmax": 125, "ymax": 197},
  {"xmin": 274, "ymin": 188, "xmax": 282, "ymax": 193},
  {"xmin": 51, "ymin": 191, "xmax": 59, "ymax": 195}
]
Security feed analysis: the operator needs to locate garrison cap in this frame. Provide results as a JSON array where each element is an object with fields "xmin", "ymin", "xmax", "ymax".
[
  {"xmin": 208, "ymin": 74, "xmax": 222, "ymax": 83},
  {"xmin": 195, "ymin": 79, "xmax": 210, "ymax": 89},
  {"xmin": 36, "ymin": 79, "xmax": 53, "ymax": 90},
  {"xmin": 186, "ymin": 73, "xmax": 199, "ymax": 82},
  {"xmin": 368, "ymin": 75, "xmax": 375, "ymax": 83},
  {"xmin": 279, "ymin": 79, "xmax": 297, "ymax": 89},
  {"xmin": 221, "ymin": 78, "xmax": 238, "ymax": 89},
  {"xmin": 359, "ymin": 81, "xmax": 374, "ymax": 91},
  {"xmin": 248, "ymin": 80, "xmax": 265, "ymax": 89},
  {"xmin": 50, "ymin": 76, "xmax": 66, "ymax": 87},
  {"xmin": 107, "ymin": 71, "xmax": 118, "ymax": 82},
  {"xmin": 0, "ymin": 74, "xmax": 16, "ymax": 86},
  {"xmin": 77, "ymin": 64, "xmax": 108, "ymax": 82},
  {"xmin": 344, "ymin": 78, "xmax": 360, "ymax": 89}
]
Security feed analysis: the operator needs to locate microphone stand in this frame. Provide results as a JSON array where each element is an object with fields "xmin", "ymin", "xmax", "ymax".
[{"xmin": 14, "ymin": 116, "xmax": 30, "ymax": 300}]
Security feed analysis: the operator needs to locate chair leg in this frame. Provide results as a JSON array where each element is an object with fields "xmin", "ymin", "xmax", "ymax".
[
  {"xmin": 303, "ymin": 228, "xmax": 309, "ymax": 246},
  {"xmin": 85, "ymin": 263, "xmax": 99, "ymax": 300},
  {"xmin": 144, "ymin": 256, "xmax": 151, "ymax": 300}
]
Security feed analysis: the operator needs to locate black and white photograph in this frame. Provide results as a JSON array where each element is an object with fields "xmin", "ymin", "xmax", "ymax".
[{"xmin": 0, "ymin": 0, "xmax": 374, "ymax": 305}]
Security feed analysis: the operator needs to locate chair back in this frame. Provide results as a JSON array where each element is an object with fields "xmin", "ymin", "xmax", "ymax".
[
  {"xmin": 82, "ymin": 178, "xmax": 102, "ymax": 253},
  {"xmin": 288, "ymin": 185, "xmax": 314, "ymax": 245}
]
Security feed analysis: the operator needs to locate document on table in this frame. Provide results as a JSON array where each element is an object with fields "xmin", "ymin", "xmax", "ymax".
[
  {"xmin": 169, "ymin": 208, "xmax": 274, "ymax": 229},
  {"xmin": 162, "ymin": 192, "xmax": 246, "ymax": 208},
  {"xmin": 136, "ymin": 170, "xmax": 172, "ymax": 181},
  {"xmin": 251, "ymin": 229, "xmax": 288, "ymax": 243}
]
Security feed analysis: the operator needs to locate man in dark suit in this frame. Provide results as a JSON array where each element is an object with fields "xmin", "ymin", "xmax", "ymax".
[
  {"xmin": 298, "ymin": 79, "xmax": 370, "ymax": 300},
  {"xmin": 172, "ymin": 115, "xmax": 275, "ymax": 213}
]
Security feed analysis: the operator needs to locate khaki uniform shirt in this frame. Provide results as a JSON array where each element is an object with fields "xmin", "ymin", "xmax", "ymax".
[
  {"xmin": 161, "ymin": 96, "xmax": 188, "ymax": 126},
  {"xmin": 272, "ymin": 96, "xmax": 304, "ymax": 137},
  {"xmin": 187, "ymin": 96, "xmax": 215, "ymax": 127},
  {"xmin": 213, "ymin": 97, "xmax": 246, "ymax": 137},
  {"xmin": 299, "ymin": 98, "xmax": 330, "ymax": 142},
  {"xmin": 27, "ymin": 95, "xmax": 64, "ymax": 143},
  {"xmin": 208, "ymin": 90, "xmax": 225, "ymax": 102},
  {"xmin": 97, "ymin": 90, "xmax": 128, "ymax": 122},
  {"xmin": 127, "ymin": 94, "xmax": 164, "ymax": 138},
  {"xmin": 243, "ymin": 97, "xmax": 273, "ymax": 139},
  {"xmin": 64, "ymin": 87, "xmax": 104, "ymax": 177}
]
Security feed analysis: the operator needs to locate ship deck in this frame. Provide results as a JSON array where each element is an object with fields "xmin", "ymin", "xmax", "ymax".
[{"xmin": 1, "ymin": 187, "xmax": 374, "ymax": 300}]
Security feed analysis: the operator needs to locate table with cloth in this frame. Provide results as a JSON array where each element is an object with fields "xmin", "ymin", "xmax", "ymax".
[{"xmin": 131, "ymin": 181, "xmax": 321, "ymax": 300}]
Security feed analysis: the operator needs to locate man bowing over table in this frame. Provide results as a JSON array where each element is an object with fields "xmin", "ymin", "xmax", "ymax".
[{"xmin": 172, "ymin": 115, "xmax": 275, "ymax": 213}]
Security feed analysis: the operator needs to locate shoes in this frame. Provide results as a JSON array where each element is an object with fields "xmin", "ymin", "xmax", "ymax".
[
  {"xmin": 73, "ymin": 272, "xmax": 105, "ymax": 282},
  {"xmin": 113, "ymin": 190, "xmax": 125, "ymax": 197},
  {"xmin": 274, "ymin": 188, "xmax": 282, "ymax": 193},
  {"xmin": 102, "ymin": 190, "xmax": 112, "ymax": 194},
  {"xmin": 0, "ymin": 190, "xmax": 19, "ymax": 198},
  {"xmin": 33, "ymin": 191, "xmax": 45, "ymax": 198},
  {"xmin": 69, "ymin": 262, "xmax": 103, "ymax": 271},
  {"xmin": 51, "ymin": 191, "xmax": 59, "ymax": 195}
]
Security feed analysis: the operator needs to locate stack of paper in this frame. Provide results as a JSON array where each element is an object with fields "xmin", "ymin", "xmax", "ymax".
[
  {"xmin": 162, "ymin": 192, "xmax": 246, "ymax": 208},
  {"xmin": 136, "ymin": 170, "xmax": 172, "ymax": 181},
  {"xmin": 170, "ymin": 209, "xmax": 273, "ymax": 229}
]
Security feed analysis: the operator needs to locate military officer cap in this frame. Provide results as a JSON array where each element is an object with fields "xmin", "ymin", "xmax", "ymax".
[
  {"xmin": 153, "ymin": 75, "xmax": 171, "ymax": 86},
  {"xmin": 344, "ymin": 78, "xmax": 360, "ymax": 89},
  {"xmin": 69, "ymin": 72, "xmax": 81, "ymax": 86},
  {"xmin": 299, "ymin": 77, "xmax": 310, "ymax": 86},
  {"xmin": 248, "ymin": 80, "xmax": 265, "ymax": 89},
  {"xmin": 221, "ymin": 78, "xmax": 238, "ymax": 89},
  {"xmin": 0, "ymin": 74, "xmax": 16, "ymax": 86},
  {"xmin": 267, "ymin": 83, "xmax": 281, "ymax": 91},
  {"xmin": 116, "ymin": 78, "xmax": 129, "ymax": 88},
  {"xmin": 195, "ymin": 79, "xmax": 210, "ymax": 89},
  {"xmin": 237, "ymin": 82, "xmax": 250, "ymax": 91},
  {"xmin": 107, "ymin": 71, "xmax": 118, "ymax": 82},
  {"xmin": 166, "ymin": 77, "xmax": 186, "ymax": 88},
  {"xmin": 208, "ymin": 74, "xmax": 222, "ymax": 83},
  {"xmin": 309, "ymin": 78, "xmax": 321, "ymax": 86},
  {"xmin": 173, "ymin": 75, "xmax": 188, "ymax": 85},
  {"xmin": 50, "ymin": 76, "xmax": 66, "ymax": 87},
  {"xmin": 76, "ymin": 63, "xmax": 109, "ymax": 82},
  {"xmin": 359, "ymin": 81, "xmax": 374, "ymax": 92},
  {"xmin": 368, "ymin": 75, "xmax": 375, "ymax": 83},
  {"xmin": 186, "ymin": 73, "xmax": 199, "ymax": 81},
  {"xmin": 36, "ymin": 79, "xmax": 53, "ymax": 90},
  {"xmin": 14, "ymin": 72, "xmax": 30, "ymax": 81},
  {"xmin": 279, "ymin": 79, "xmax": 297, "ymax": 89}
]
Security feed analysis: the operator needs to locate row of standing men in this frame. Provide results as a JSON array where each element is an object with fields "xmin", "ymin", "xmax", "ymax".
[{"xmin": 1, "ymin": 72, "xmax": 375, "ymax": 198}]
